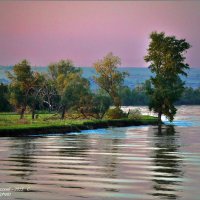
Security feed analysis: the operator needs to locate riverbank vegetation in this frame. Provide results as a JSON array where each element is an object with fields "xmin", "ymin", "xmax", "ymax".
[
  {"xmin": 144, "ymin": 32, "xmax": 191, "ymax": 123},
  {"xmin": 0, "ymin": 31, "xmax": 192, "ymax": 129},
  {"xmin": 120, "ymin": 85, "xmax": 200, "ymax": 106},
  {"xmin": 0, "ymin": 112, "xmax": 158, "ymax": 136},
  {"xmin": 1, "ymin": 52, "xmax": 158, "ymax": 135},
  {"xmin": 0, "ymin": 54, "xmax": 159, "ymax": 135},
  {"xmin": 1, "ymin": 82, "xmax": 200, "ymax": 113}
]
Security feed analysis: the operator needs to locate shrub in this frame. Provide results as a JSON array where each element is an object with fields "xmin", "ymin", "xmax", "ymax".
[
  {"xmin": 104, "ymin": 107, "xmax": 127, "ymax": 119},
  {"xmin": 128, "ymin": 109, "xmax": 142, "ymax": 119}
]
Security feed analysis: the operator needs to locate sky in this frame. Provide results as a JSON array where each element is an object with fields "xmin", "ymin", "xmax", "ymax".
[{"xmin": 0, "ymin": 1, "xmax": 200, "ymax": 67}]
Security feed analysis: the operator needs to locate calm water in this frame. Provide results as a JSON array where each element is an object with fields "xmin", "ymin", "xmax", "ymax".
[{"xmin": 0, "ymin": 106, "xmax": 200, "ymax": 200}]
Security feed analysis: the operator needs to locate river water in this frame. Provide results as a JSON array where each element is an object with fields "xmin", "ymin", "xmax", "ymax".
[{"xmin": 0, "ymin": 106, "xmax": 200, "ymax": 200}]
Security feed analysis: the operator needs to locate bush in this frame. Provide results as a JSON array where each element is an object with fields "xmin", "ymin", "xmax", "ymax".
[
  {"xmin": 128, "ymin": 109, "xmax": 142, "ymax": 119},
  {"xmin": 104, "ymin": 107, "xmax": 127, "ymax": 119}
]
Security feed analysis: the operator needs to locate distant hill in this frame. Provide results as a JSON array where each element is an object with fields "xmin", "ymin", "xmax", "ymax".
[
  {"xmin": 0, "ymin": 66, "xmax": 200, "ymax": 89},
  {"xmin": 0, "ymin": 78, "xmax": 9, "ymax": 84}
]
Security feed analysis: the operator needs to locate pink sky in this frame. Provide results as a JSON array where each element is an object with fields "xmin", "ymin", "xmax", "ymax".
[{"xmin": 0, "ymin": 1, "xmax": 199, "ymax": 67}]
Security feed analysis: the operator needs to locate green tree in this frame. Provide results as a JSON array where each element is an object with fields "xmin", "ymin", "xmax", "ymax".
[
  {"xmin": 119, "ymin": 86, "xmax": 133, "ymax": 106},
  {"xmin": 93, "ymin": 52, "xmax": 128, "ymax": 107},
  {"xmin": 90, "ymin": 93, "xmax": 111, "ymax": 119},
  {"xmin": 29, "ymin": 72, "xmax": 45, "ymax": 119},
  {"xmin": 48, "ymin": 59, "xmax": 90, "ymax": 119},
  {"xmin": 7, "ymin": 60, "xmax": 36, "ymax": 119},
  {"xmin": 61, "ymin": 73, "xmax": 91, "ymax": 119},
  {"xmin": 144, "ymin": 32, "xmax": 191, "ymax": 123},
  {"xmin": 48, "ymin": 59, "xmax": 79, "ymax": 81},
  {"xmin": 40, "ymin": 75, "xmax": 58, "ymax": 112},
  {"xmin": 176, "ymin": 87, "xmax": 200, "ymax": 105},
  {"xmin": 0, "ymin": 83, "xmax": 12, "ymax": 112},
  {"xmin": 132, "ymin": 84, "xmax": 149, "ymax": 106}
]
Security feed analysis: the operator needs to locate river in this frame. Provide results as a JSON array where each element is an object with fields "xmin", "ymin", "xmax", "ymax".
[{"xmin": 0, "ymin": 106, "xmax": 200, "ymax": 199}]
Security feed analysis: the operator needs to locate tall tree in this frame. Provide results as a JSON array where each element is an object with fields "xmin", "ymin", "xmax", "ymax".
[
  {"xmin": 61, "ymin": 73, "xmax": 91, "ymax": 119},
  {"xmin": 144, "ymin": 32, "xmax": 191, "ymax": 123},
  {"xmin": 40, "ymin": 75, "xmax": 58, "ymax": 112},
  {"xmin": 48, "ymin": 59, "xmax": 88, "ymax": 119},
  {"xmin": 29, "ymin": 72, "xmax": 44, "ymax": 119},
  {"xmin": 90, "ymin": 92, "xmax": 111, "ymax": 119},
  {"xmin": 7, "ymin": 60, "xmax": 36, "ymax": 119},
  {"xmin": 93, "ymin": 52, "xmax": 127, "ymax": 107}
]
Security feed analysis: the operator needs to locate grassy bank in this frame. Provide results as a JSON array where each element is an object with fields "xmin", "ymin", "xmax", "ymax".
[{"xmin": 0, "ymin": 113, "xmax": 159, "ymax": 136}]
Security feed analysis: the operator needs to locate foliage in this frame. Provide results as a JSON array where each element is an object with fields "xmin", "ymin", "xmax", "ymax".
[
  {"xmin": 120, "ymin": 85, "xmax": 200, "ymax": 106},
  {"xmin": 0, "ymin": 83, "xmax": 12, "ymax": 112},
  {"xmin": 104, "ymin": 107, "xmax": 127, "ymax": 119},
  {"xmin": 144, "ymin": 32, "xmax": 191, "ymax": 122},
  {"xmin": 0, "ymin": 113, "xmax": 158, "ymax": 136},
  {"xmin": 93, "ymin": 52, "xmax": 128, "ymax": 107},
  {"xmin": 120, "ymin": 85, "xmax": 149, "ymax": 106},
  {"xmin": 90, "ymin": 93, "xmax": 111, "ymax": 119},
  {"xmin": 6, "ymin": 60, "xmax": 40, "ymax": 119},
  {"xmin": 128, "ymin": 109, "xmax": 142, "ymax": 119},
  {"xmin": 48, "ymin": 59, "xmax": 80, "ymax": 80},
  {"xmin": 176, "ymin": 87, "xmax": 200, "ymax": 105},
  {"xmin": 48, "ymin": 59, "xmax": 91, "ymax": 119},
  {"xmin": 66, "ymin": 92, "xmax": 112, "ymax": 120},
  {"xmin": 37, "ymin": 74, "xmax": 59, "ymax": 112},
  {"xmin": 28, "ymin": 72, "xmax": 46, "ymax": 119},
  {"xmin": 62, "ymin": 73, "xmax": 91, "ymax": 113}
]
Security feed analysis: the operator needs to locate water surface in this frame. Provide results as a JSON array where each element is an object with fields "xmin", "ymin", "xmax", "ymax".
[{"xmin": 0, "ymin": 106, "xmax": 200, "ymax": 199}]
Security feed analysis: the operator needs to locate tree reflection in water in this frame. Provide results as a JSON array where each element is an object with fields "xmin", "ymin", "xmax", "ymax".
[
  {"xmin": 58, "ymin": 134, "xmax": 90, "ymax": 158},
  {"xmin": 150, "ymin": 125, "xmax": 183, "ymax": 199},
  {"xmin": 101, "ymin": 138, "xmax": 120, "ymax": 193},
  {"xmin": 8, "ymin": 137, "xmax": 37, "ymax": 181}
]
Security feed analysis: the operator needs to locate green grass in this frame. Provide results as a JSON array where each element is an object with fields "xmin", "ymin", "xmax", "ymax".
[
  {"xmin": 0, "ymin": 113, "xmax": 88, "ymax": 129},
  {"xmin": 0, "ymin": 112, "xmax": 158, "ymax": 135}
]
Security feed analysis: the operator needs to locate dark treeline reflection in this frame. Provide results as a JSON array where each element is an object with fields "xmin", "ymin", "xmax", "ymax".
[
  {"xmin": 8, "ymin": 137, "xmax": 37, "ymax": 181},
  {"xmin": 150, "ymin": 126, "xmax": 183, "ymax": 199},
  {"xmin": 101, "ymin": 138, "xmax": 120, "ymax": 193},
  {"xmin": 58, "ymin": 134, "xmax": 91, "ymax": 158},
  {"xmin": 1, "ymin": 123, "xmax": 199, "ymax": 200}
]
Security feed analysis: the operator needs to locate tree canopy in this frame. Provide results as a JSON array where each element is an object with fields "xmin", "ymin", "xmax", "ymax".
[
  {"xmin": 1, "ymin": 35, "xmax": 196, "ymax": 122},
  {"xmin": 93, "ymin": 52, "xmax": 128, "ymax": 107},
  {"xmin": 48, "ymin": 59, "xmax": 91, "ymax": 119},
  {"xmin": 0, "ymin": 83, "xmax": 12, "ymax": 112},
  {"xmin": 144, "ymin": 32, "xmax": 191, "ymax": 123},
  {"xmin": 6, "ymin": 60, "xmax": 39, "ymax": 119}
]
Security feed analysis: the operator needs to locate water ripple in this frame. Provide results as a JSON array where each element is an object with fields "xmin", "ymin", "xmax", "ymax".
[{"xmin": 0, "ymin": 123, "xmax": 200, "ymax": 199}]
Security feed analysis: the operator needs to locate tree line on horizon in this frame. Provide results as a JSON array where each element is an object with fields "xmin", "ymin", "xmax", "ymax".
[{"xmin": 0, "ymin": 31, "xmax": 197, "ymax": 123}]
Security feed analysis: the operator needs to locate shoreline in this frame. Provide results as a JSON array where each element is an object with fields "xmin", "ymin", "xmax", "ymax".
[{"xmin": 0, "ymin": 118, "xmax": 159, "ymax": 137}]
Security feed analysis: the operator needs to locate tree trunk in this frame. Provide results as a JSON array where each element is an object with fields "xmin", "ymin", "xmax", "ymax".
[
  {"xmin": 20, "ymin": 107, "xmax": 26, "ymax": 119},
  {"xmin": 61, "ymin": 105, "xmax": 66, "ymax": 120},
  {"xmin": 48, "ymin": 105, "xmax": 51, "ymax": 113},
  {"xmin": 158, "ymin": 111, "xmax": 162, "ymax": 125},
  {"xmin": 32, "ymin": 104, "xmax": 35, "ymax": 120},
  {"xmin": 20, "ymin": 93, "xmax": 28, "ymax": 119},
  {"xmin": 80, "ymin": 108, "xmax": 88, "ymax": 119},
  {"xmin": 48, "ymin": 96, "xmax": 51, "ymax": 113}
]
